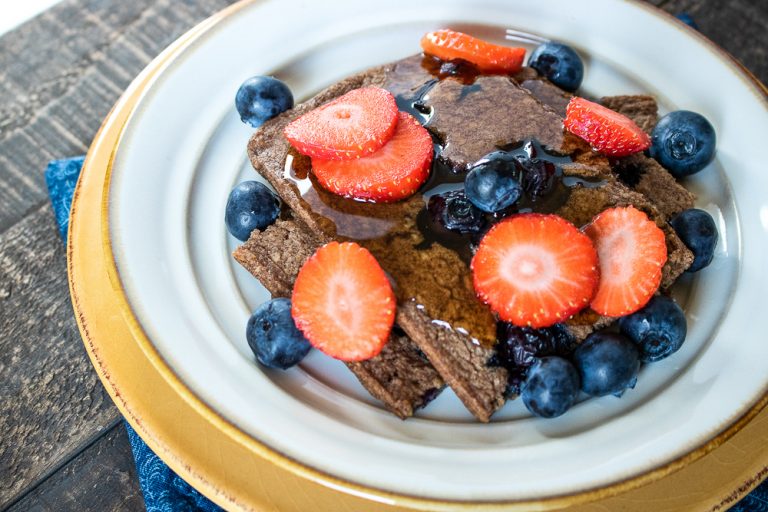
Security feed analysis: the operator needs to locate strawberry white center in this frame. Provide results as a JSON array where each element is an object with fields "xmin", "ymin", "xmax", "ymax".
[
  {"xmin": 598, "ymin": 229, "xmax": 634, "ymax": 280},
  {"xmin": 328, "ymin": 274, "xmax": 359, "ymax": 332},
  {"xmin": 502, "ymin": 245, "xmax": 555, "ymax": 289}
]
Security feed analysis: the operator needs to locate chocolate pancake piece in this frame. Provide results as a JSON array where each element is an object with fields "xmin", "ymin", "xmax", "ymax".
[
  {"xmin": 600, "ymin": 94, "xmax": 696, "ymax": 220},
  {"xmin": 513, "ymin": 66, "xmax": 572, "ymax": 117},
  {"xmin": 242, "ymin": 55, "xmax": 693, "ymax": 421},
  {"xmin": 246, "ymin": 58, "xmax": 508, "ymax": 422},
  {"xmin": 397, "ymin": 301, "xmax": 507, "ymax": 422},
  {"xmin": 600, "ymin": 94, "xmax": 658, "ymax": 134},
  {"xmin": 233, "ymin": 218, "xmax": 445, "ymax": 420}
]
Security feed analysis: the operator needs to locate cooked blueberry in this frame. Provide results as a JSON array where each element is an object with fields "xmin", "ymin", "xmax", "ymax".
[
  {"xmin": 650, "ymin": 111, "xmax": 716, "ymax": 178},
  {"xmin": 516, "ymin": 156, "xmax": 559, "ymax": 198},
  {"xmin": 246, "ymin": 298, "xmax": 311, "ymax": 369},
  {"xmin": 528, "ymin": 42, "xmax": 584, "ymax": 92},
  {"xmin": 225, "ymin": 181, "xmax": 281, "ymax": 241},
  {"xmin": 573, "ymin": 333, "xmax": 640, "ymax": 397},
  {"xmin": 619, "ymin": 296, "xmax": 687, "ymax": 363},
  {"xmin": 427, "ymin": 190, "xmax": 486, "ymax": 233},
  {"xmin": 522, "ymin": 357, "xmax": 581, "ymax": 418},
  {"xmin": 505, "ymin": 366, "xmax": 529, "ymax": 398},
  {"xmin": 496, "ymin": 323, "xmax": 576, "ymax": 367},
  {"xmin": 464, "ymin": 157, "xmax": 522, "ymax": 213},
  {"xmin": 670, "ymin": 208, "xmax": 718, "ymax": 272},
  {"xmin": 235, "ymin": 76, "xmax": 294, "ymax": 128}
]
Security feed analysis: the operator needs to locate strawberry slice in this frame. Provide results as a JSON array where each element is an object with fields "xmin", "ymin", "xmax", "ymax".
[
  {"xmin": 421, "ymin": 29, "xmax": 526, "ymax": 74},
  {"xmin": 471, "ymin": 214, "xmax": 599, "ymax": 328},
  {"xmin": 583, "ymin": 206, "xmax": 667, "ymax": 317},
  {"xmin": 565, "ymin": 97, "xmax": 651, "ymax": 157},
  {"xmin": 311, "ymin": 112, "xmax": 433, "ymax": 202},
  {"xmin": 284, "ymin": 87, "xmax": 398, "ymax": 160},
  {"xmin": 291, "ymin": 242, "xmax": 395, "ymax": 361}
]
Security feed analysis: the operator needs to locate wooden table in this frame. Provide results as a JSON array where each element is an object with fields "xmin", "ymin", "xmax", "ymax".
[{"xmin": 0, "ymin": 1, "xmax": 765, "ymax": 510}]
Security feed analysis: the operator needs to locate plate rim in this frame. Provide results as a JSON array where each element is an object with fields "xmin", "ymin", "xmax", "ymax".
[{"xmin": 72, "ymin": 0, "xmax": 768, "ymax": 509}]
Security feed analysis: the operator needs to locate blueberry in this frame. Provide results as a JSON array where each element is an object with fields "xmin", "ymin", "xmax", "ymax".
[
  {"xmin": 670, "ymin": 208, "xmax": 718, "ymax": 272},
  {"xmin": 225, "ymin": 181, "xmax": 281, "ymax": 241},
  {"xmin": 246, "ymin": 298, "xmax": 311, "ymax": 369},
  {"xmin": 496, "ymin": 323, "xmax": 576, "ymax": 368},
  {"xmin": 528, "ymin": 42, "xmax": 584, "ymax": 92},
  {"xmin": 516, "ymin": 155, "xmax": 559, "ymax": 198},
  {"xmin": 427, "ymin": 190, "xmax": 486, "ymax": 233},
  {"xmin": 521, "ymin": 357, "xmax": 581, "ymax": 418},
  {"xmin": 235, "ymin": 76, "xmax": 294, "ymax": 128},
  {"xmin": 650, "ymin": 111, "xmax": 716, "ymax": 178},
  {"xmin": 464, "ymin": 156, "xmax": 522, "ymax": 213},
  {"xmin": 619, "ymin": 296, "xmax": 687, "ymax": 363},
  {"xmin": 573, "ymin": 333, "xmax": 640, "ymax": 397}
]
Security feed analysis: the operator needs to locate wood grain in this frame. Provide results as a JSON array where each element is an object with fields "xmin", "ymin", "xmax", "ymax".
[
  {"xmin": 0, "ymin": 0, "xmax": 237, "ymax": 508},
  {"xmin": 0, "ymin": 0, "xmax": 765, "ymax": 510},
  {"xmin": 656, "ymin": 0, "xmax": 768, "ymax": 84},
  {"xmin": 0, "ymin": 0, "xmax": 236, "ymax": 234},
  {"xmin": 4, "ymin": 424, "xmax": 144, "ymax": 512},
  {"xmin": 0, "ymin": 205, "xmax": 120, "ymax": 508}
]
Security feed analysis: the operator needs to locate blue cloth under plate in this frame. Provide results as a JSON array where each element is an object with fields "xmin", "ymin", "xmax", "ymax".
[{"xmin": 46, "ymin": 157, "xmax": 221, "ymax": 512}]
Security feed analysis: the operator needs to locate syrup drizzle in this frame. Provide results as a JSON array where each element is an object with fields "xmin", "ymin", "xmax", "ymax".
[{"xmin": 282, "ymin": 55, "xmax": 604, "ymax": 347}]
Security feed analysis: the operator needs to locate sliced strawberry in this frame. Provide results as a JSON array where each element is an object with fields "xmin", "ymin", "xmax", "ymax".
[
  {"xmin": 471, "ymin": 214, "xmax": 599, "ymax": 328},
  {"xmin": 291, "ymin": 242, "xmax": 395, "ymax": 361},
  {"xmin": 311, "ymin": 112, "xmax": 433, "ymax": 202},
  {"xmin": 583, "ymin": 206, "xmax": 667, "ymax": 317},
  {"xmin": 421, "ymin": 29, "xmax": 526, "ymax": 74},
  {"xmin": 284, "ymin": 87, "xmax": 398, "ymax": 160},
  {"xmin": 565, "ymin": 97, "xmax": 651, "ymax": 157}
]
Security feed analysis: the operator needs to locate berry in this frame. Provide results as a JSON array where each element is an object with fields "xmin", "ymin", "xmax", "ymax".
[
  {"xmin": 246, "ymin": 298, "xmax": 311, "ymax": 369},
  {"xmin": 496, "ymin": 323, "xmax": 576, "ymax": 368},
  {"xmin": 420, "ymin": 29, "xmax": 526, "ymax": 74},
  {"xmin": 670, "ymin": 208, "xmax": 718, "ymax": 272},
  {"xmin": 284, "ymin": 87, "xmax": 398, "ymax": 160},
  {"xmin": 311, "ymin": 112, "xmax": 432, "ymax": 202},
  {"xmin": 619, "ymin": 295, "xmax": 687, "ymax": 362},
  {"xmin": 573, "ymin": 332, "xmax": 640, "ymax": 397},
  {"xmin": 528, "ymin": 42, "xmax": 584, "ymax": 92},
  {"xmin": 583, "ymin": 206, "xmax": 667, "ymax": 317},
  {"xmin": 225, "ymin": 181, "xmax": 281, "ymax": 241},
  {"xmin": 471, "ymin": 214, "xmax": 599, "ymax": 328},
  {"xmin": 650, "ymin": 111, "xmax": 716, "ymax": 178},
  {"xmin": 521, "ymin": 357, "xmax": 581, "ymax": 418},
  {"xmin": 516, "ymin": 154, "xmax": 559, "ymax": 198},
  {"xmin": 291, "ymin": 242, "xmax": 395, "ymax": 361},
  {"xmin": 565, "ymin": 97, "xmax": 651, "ymax": 157},
  {"xmin": 464, "ymin": 156, "xmax": 523, "ymax": 213},
  {"xmin": 235, "ymin": 76, "xmax": 294, "ymax": 128},
  {"xmin": 427, "ymin": 190, "xmax": 486, "ymax": 233}
]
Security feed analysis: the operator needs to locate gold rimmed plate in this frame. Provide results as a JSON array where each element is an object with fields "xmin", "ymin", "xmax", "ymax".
[{"xmin": 69, "ymin": 0, "xmax": 768, "ymax": 509}]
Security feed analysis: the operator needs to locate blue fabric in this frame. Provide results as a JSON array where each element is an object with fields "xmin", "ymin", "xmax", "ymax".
[
  {"xmin": 675, "ymin": 12, "xmax": 700, "ymax": 30},
  {"xmin": 46, "ymin": 157, "xmax": 221, "ymax": 512}
]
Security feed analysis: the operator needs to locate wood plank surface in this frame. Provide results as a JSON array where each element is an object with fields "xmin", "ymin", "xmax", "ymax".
[
  {"xmin": 0, "ymin": 0, "xmax": 237, "ymax": 509},
  {"xmin": 0, "ymin": 0, "xmax": 236, "ymax": 234},
  {"xmin": 0, "ymin": 205, "xmax": 120, "ymax": 508},
  {"xmin": 0, "ymin": 0, "xmax": 765, "ymax": 510},
  {"xmin": 4, "ymin": 424, "xmax": 144, "ymax": 512},
  {"xmin": 655, "ymin": 0, "xmax": 767, "ymax": 84}
]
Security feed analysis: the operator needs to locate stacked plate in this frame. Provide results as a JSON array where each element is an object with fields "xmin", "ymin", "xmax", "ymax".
[{"xmin": 69, "ymin": 0, "xmax": 768, "ymax": 510}]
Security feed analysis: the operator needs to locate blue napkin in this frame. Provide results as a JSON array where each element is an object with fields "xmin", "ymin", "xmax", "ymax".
[{"xmin": 46, "ymin": 157, "xmax": 221, "ymax": 512}]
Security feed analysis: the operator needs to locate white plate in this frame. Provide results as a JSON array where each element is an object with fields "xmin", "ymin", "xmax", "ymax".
[{"xmin": 107, "ymin": 0, "xmax": 768, "ymax": 502}]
